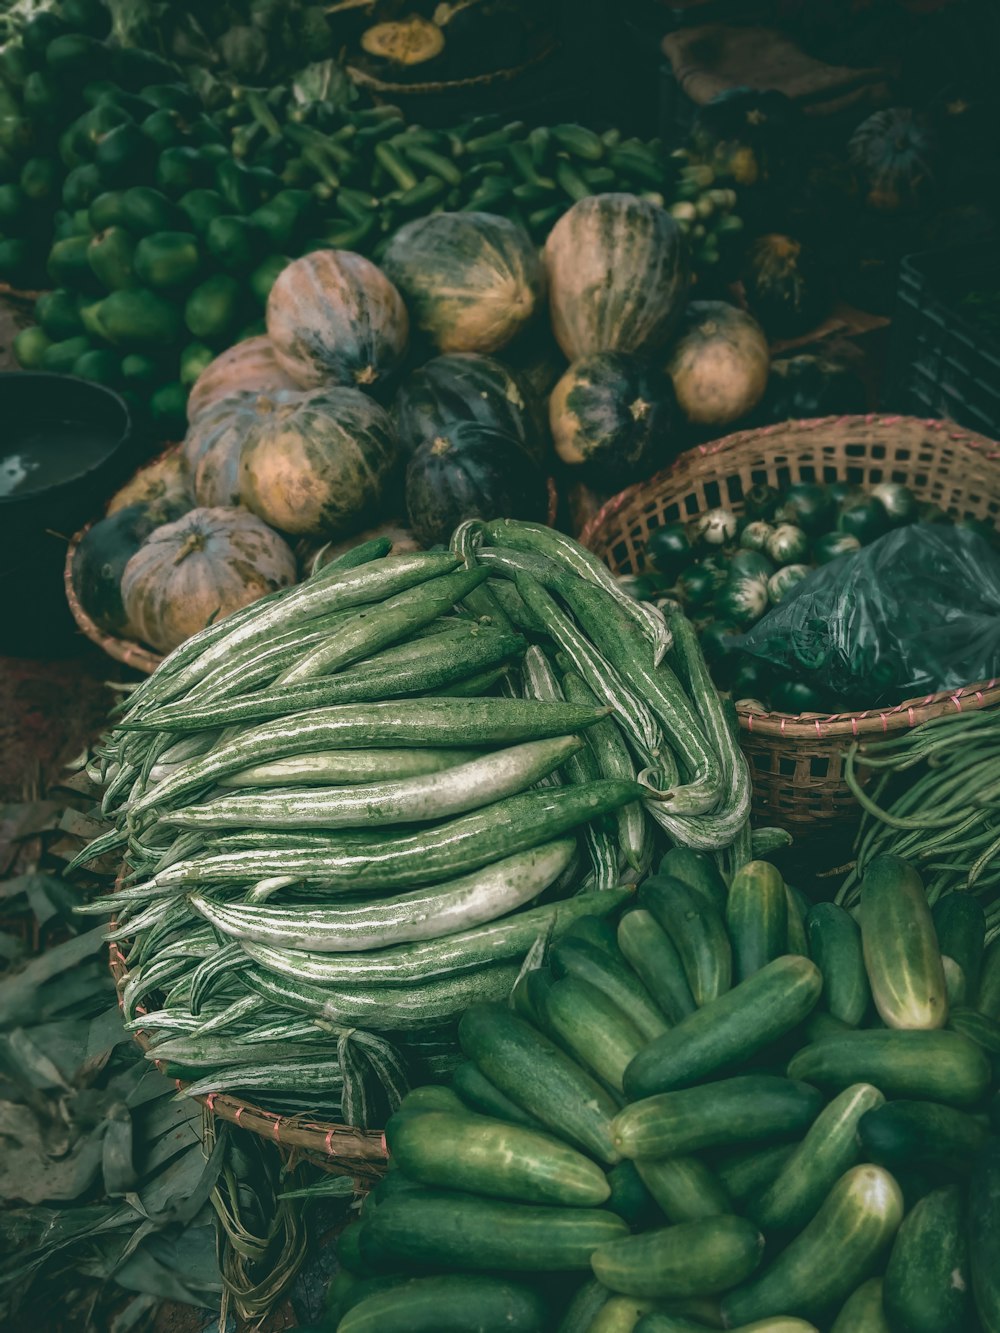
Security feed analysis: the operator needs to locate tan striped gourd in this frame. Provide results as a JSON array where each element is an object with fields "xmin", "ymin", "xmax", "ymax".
[
  {"xmin": 186, "ymin": 335, "xmax": 297, "ymax": 425},
  {"xmin": 182, "ymin": 390, "xmax": 259, "ymax": 508},
  {"xmin": 239, "ymin": 387, "xmax": 399, "ymax": 540},
  {"xmin": 121, "ymin": 506, "xmax": 297, "ymax": 654},
  {"xmin": 266, "ymin": 249, "xmax": 409, "ymax": 390}
]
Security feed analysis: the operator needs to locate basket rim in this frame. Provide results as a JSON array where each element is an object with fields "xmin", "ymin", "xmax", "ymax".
[
  {"xmin": 346, "ymin": 39, "xmax": 559, "ymax": 94},
  {"xmin": 579, "ymin": 412, "xmax": 1000, "ymax": 738},
  {"xmin": 108, "ymin": 932, "xmax": 387, "ymax": 1177}
]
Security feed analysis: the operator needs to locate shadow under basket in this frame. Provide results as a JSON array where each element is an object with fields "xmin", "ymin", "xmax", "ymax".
[{"xmin": 580, "ymin": 414, "xmax": 1000, "ymax": 830}]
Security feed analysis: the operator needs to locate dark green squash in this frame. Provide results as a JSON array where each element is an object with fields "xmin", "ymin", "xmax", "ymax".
[
  {"xmin": 394, "ymin": 352, "xmax": 543, "ymax": 462},
  {"xmin": 689, "ymin": 88, "xmax": 802, "ymax": 187},
  {"xmin": 848, "ymin": 108, "xmax": 940, "ymax": 214},
  {"xmin": 405, "ymin": 422, "xmax": 548, "ymax": 548},
  {"xmin": 71, "ymin": 497, "xmax": 189, "ymax": 636},
  {"xmin": 756, "ymin": 353, "xmax": 867, "ymax": 424},
  {"xmin": 741, "ymin": 234, "xmax": 832, "ymax": 339},
  {"xmin": 548, "ymin": 352, "xmax": 678, "ymax": 487}
]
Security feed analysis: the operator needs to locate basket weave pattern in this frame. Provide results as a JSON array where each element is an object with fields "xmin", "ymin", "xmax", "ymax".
[{"xmin": 580, "ymin": 415, "xmax": 1000, "ymax": 827}]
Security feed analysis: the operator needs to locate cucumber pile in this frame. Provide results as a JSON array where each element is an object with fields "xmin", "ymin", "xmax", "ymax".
[
  {"xmin": 634, "ymin": 479, "xmax": 997, "ymax": 714},
  {"xmin": 71, "ymin": 522, "xmax": 756, "ymax": 1123},
  {"xmin": 328, "ymin": 851, "xmax": 1000, "ymax": 1332}
]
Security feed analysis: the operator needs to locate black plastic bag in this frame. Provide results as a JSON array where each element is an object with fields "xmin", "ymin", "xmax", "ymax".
[{"xmin": 736, "ymin": 524, "xmax": 1000, "ymax": 707}]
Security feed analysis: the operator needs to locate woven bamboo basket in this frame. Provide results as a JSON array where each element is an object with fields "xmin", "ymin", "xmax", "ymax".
[
  {"xmin": 108, "ymin": 929, "xmax": 388, "ymax": 1182},
  {"xmin": 66, "ymin": 462, "xmax": 561, "ymax": 674},
  {"xmin": 580, "ymin": 414, "xmax": 1000, "ymax": 829}
]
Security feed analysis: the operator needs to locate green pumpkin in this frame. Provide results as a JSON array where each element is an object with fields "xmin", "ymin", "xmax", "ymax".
[
  {"xmin": 72, "ymin": 497, "xmax": 189, "ymax": 636},
  {"xmin": 395, "ymin": 352, "xmax": 543, "ymax": 461},
  {"xmin": 741, "ymin": 234, "xmax": 832, "ymax": 339},
  {"xmin": 239, "ymin": 387, "xmax": 399, "ymax": 540},
  {"xmin": 182, "ymin": 390, "xmax": 258, "ymax": 508},
  {"xmin": 548, "ymin": 351, "xmax": 677, "ymax": 487},
  {"xmin": 121, "ymin": 506, "xmax": 297, "ymax": 654},
  {"xmin": 266, "ymin": 249, "xmax": 409, "ymax": 390},
  {"xmin": 848, "ymin": 108, "xmax": 940, "ymax": 214},
  {"xmin": 382, "ymin": 211, "xmax": 543, "ymax": 356},
  {"xmin": 544, "ymin": 193, "xmax": 688, "ymax": 361},
  {"xmin": 405, "ymin": 422, "xmax": 548, "ymax": 549}
]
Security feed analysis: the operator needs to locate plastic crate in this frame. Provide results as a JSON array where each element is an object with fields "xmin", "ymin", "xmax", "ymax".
[{"xmin": 885, "ymin": 243, "xmax": 1000, "ymax": 438}]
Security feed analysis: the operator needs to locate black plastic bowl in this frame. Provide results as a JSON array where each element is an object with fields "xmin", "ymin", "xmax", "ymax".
[{"xmin": 0, "ymin": 372, "xmax": 135, "ymax": 656}]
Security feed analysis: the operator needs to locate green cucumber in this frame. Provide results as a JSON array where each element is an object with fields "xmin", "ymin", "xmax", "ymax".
[
  {"xmin": 592, "ymin": 1215, "xmax": 764, "ymax": 1300},
  {"xmin": 860, "ymin": 854, "xmax": 948, "ymax": 1029},
  {"xmin": 975, "ymin": 937, "xmax": 1000, "ymax": 1020},
  {"xmin": 943, "ymin": 956, "xmax": 967, "ymax": 1007},
  {"xmin": 337, "ymin": 1219, "xmax": 373, "ymax": 1274},
  {"xmin": 858, "ymin": 1098, "xmax": 992, "ymax": 1172},
  {"xmin": 623, "ymin": 956, "xmax": 822, "ymax": 1099},
  {"xmin": 337, "ymin": 1273, "xmax": 550, "ymax": 1332},
  {"xmin": 397, "ymin": 1085, "xmax": 464, "ymax": 1114},
  {"xmin": 805, "ymin": 903, "xmax": 870, "ymax": 1027},
  {"xmin": 785, "ymin": 887, "xmax": 809, "ymax": 957},
  {"xmin": 787, "ymin": 1029, "xmax": 991, "ymax": 1106},
  {"xmin": 361, "ymin": 1188, "xmax": 628, "ymax": 1272},
  {"xmin": 617, "ymin": 909, "xmax": 696, "ymax": 1024},
  {"xmin": 657, "ymin": 847, "xmax": 728, "ymax": 912},
  {"xmin": 714, "ymin": 1144, "xmax": 799, "ymax": 1206},
  {"xmin": 720, "ymin": 1166, "xmax": 904, "ymax": 1326},
  {"xmin": 549, "ymin": 938, "xmax": 669, "ymax": 1043},
  {"xmin": 969, "ymin": 1141, "xmax": 1000, "ymax": 1332},
  {"xmin": 587, "ymin": 1296, "xmax": 662, "ymax": 1332},
  {"xmin": 539, "ymin": 975, "xmax": 646, "ymax": 1094},
  {"xmin": 556, "ymin": 1278, "xmax": 611, "ymax": 1332},
  {"xmin": 634, "ymin": 1156, "xmax": 731, "ymax": 1224},
  {"xmin": 883, "ymin": 1185, "xmax": 971, "ymax": 1333},
  {"xmin": 746, "ymin": 1084, "xmax": 884, "ymax": 1234},
  {"xmin": 949, "ymin": 1004, "xmax": 1000, "ymax": 1054},
  {"xmin": 384, "ymin": 1108, "xmax": 610, "ymax": 1206},
  {"xmin": 640, "ymin": 878, "xmax": 732, "ymax": 1006},
  {"xmin": 613, "ymin": 1076, "xmax": 823, "ymax": 1159},
  {"xmin": 726, "ymin": 861, "xmax": 788, "ymax": 980},
  {"xmin": 458, "ymin": 1004, "xmax": 621, "ymax": 1164},
  {"xmin": 637, "ymin": 1317, "xmax": 818, "ymax": 1333},
  {"xmin": 830, "ymin": 1279, "xmax": 890, "ymax": 1332},
  {"xmin": 450, "ymin": 1062, "xmax": 543, "ymax": 1131},
  {"xmin": 933, "ymin": 894, "xmax": 986, "ymax": 996},
  {"xmin": 605, "ymin": 1161, "xmax": 661, "ymax": 1229}
]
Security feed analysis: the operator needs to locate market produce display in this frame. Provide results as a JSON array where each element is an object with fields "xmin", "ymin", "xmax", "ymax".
[
  {"xmin": 327, "ymin": 850, "xmax": 1000, "ymax": 1331},
  {"xmin": 629, "ymin": 477, "xmax": 993, "ymax": 714},
  {"xmin": 71, "ymin": 520, "xmax": 756, "ymax": 1123}
]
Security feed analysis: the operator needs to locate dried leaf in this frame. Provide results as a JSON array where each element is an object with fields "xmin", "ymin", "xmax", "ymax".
[{"xmin": 0, "ymin": 1103, "xmax": 104, "ymax": 1205}]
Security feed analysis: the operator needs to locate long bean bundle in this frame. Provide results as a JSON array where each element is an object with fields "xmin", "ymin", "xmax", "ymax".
[
  {"xmin": 838, "ymin": 710, "xmax": 1000, "ymax": 938},
  {"xmin": 75, "ymin": 524, "xmax": 755, "ymax": 1128}
]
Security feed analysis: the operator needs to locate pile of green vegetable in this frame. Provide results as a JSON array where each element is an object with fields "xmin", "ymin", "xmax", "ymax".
[
  {"xmin": 631, "ymin": 478, "xmax": 996, "ymax": 714},
  {"xmin": 70, "ymin": 519, "xmax": 761, "ymax": 1121},
  {"xmin": 325, "ymin": 851, "xmax": 1000, "ymax": 1332}
]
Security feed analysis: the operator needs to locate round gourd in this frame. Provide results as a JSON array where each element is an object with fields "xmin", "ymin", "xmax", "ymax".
[
  {"xmin": 186, "ymin": 335, "xmax": 297, "ymax": 425},
  {"xmin": 548, "ymin": 352, "xmax": 677, "ymax": 487},
  {"xmin": 395, "ymin": 352, "xmax": 543, "ymax": 461},
  {"xmin": 544, "ymin": 193, "xmax": 689, "ymax": 361},
  {"xmin": 405, "ymin": 422, "xmax": 548, "ymax": 548},
  {"xmin": 239, "ymin": 387, "xmax": 399, "ymax": 540},
  {"xmin": 848, "ymin": 108, "xmax": 940, "ymax": 213},
  {"xmin": 107, "ymin": 450, "xmax": 192, "ymax": 515},
  {"xmin": 741, "ymin": 234, "xmax": 832, "ymax": 339},
  {"xmin": 182, "ymin": 390, "xmax": 259, "ymax": 508},
  {"xmin": 314, "ymin": 519, "xmax": 420, "ymax": 573},
  {"xmin": 121, "ymin": 506, "xmax": 296, "ymax": 654},
  {"xmin": 266, "ymin": 249, "xmax": 409, "ymax": 390},
  {"xmin": 72, "ymin": 497, "xmax": 189, "ymax": 636},
  {"xmin": 381, "ymin": 212, "xmax": 543, "ymax": 355},
  {"xmin": 665, "ymin": 300, "xmax": 769, "ymax": 427}
]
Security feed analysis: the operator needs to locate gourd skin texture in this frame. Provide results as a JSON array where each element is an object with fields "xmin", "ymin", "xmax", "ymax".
[
  {"xmin": 666, "ymin": 300, "xmax": 769, "ymax": 427},
  {"xmin": 239, "ymin": 387, "xmax": 399, "ymax": 540},
  {"xmin": 266, "ymin": 250, "xmax": 409, "ymax": 390},
  {"xmin": 182, "ymin": 389, "xmax": 258, "ymax": 508},
  {"xmin": 186, "ymin": 334, "xmax": 297, "ymax": 424},
  {"xmin": 544, "ymin": 193, "xmax": 689, "ymax": 361},
  {"xmin": 382, "ymin": 212, "xmax": 544, "ymax": 355},
  {"xmin": 121, "ymin": 506, "xmax": 297, "ymax": 653},
  {"xmin": 106, "ymin": 450, "xmax": 192, "ymax": 515}
]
